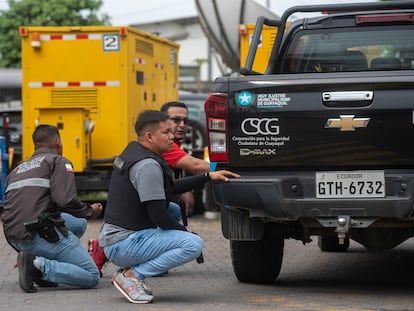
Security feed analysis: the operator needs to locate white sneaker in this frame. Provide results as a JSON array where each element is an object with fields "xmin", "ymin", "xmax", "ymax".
[
  {"xmin": 113, "ymin": 271, "xmax": 154, "ymax": 304},
  {"xmin": 111, "ymin": 268, "xmax": 153, "ymax": 295}
]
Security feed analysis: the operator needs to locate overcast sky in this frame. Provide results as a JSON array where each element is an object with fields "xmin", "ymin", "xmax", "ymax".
[{"xmin": 0, "ymin": 0, "xmax": 377, "ymax": 25}]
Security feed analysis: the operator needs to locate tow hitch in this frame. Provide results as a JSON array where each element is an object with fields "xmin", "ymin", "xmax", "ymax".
[{"xmin": 335, "ymin": 215, "xmax": 350, "ymax": 244}]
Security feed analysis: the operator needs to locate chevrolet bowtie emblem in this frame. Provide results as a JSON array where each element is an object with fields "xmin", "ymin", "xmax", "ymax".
[{"xmin": 325, "ymin": 115, "xmax": 370, "ymax": 131}]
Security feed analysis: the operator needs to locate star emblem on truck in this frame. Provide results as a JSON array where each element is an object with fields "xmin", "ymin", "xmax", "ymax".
[
  {"xmin": 325, "ymin": 115, "xmax": 370, "ymax": 131},
  {"xmin": 236, "ymin": 91, "xmax": 254, "ymax": 109}
]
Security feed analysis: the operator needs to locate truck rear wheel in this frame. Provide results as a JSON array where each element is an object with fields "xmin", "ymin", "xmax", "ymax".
[
  {"xmin": 318, "ymin": 236, "xmax": 349, "ymax": 252},
  {"xmin": 230, "ymin": 234, "xmax": 284, "ymax": 284}
]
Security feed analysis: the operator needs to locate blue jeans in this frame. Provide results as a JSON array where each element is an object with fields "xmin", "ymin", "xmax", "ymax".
[
  {"xmin": 168, "ymin": 202, "xmax": 182, "ymax": 221},
  {"xmin": 104, "ymin": 229, "xmax": 203, "ymax": 279},
  {"xmin": 12, "ymin": 213, "xmax": 99, "ymax": 288},
  {"xmin": 62, "ymin": 212, "xmax": 87, "ymax": 238}
]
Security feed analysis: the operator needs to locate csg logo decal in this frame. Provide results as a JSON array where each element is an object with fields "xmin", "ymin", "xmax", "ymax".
[
  {"xmin": 241, "ymin": 118, "xmax": 280, "ymax": 135},
  {"xmin": 235, "ymin": 91, "xmax": 255, "ymax": 109}
]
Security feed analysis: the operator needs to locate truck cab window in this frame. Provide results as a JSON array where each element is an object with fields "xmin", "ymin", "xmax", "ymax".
[{"xmin": 281, "ymin": 26, "xmax": 414, "ymax": 73}]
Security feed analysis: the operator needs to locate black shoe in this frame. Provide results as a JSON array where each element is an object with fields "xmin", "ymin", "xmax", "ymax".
[
  {"xmin": 32, "ymin": 265, "xmax": 58, "ymax": 287},
  {"xmin": 17, "ymin": 252, "xmax": 38, "ymax": 293},
  {"xmin": 34, "ymin": 278, "xmax": 58, "ymax": 288}
]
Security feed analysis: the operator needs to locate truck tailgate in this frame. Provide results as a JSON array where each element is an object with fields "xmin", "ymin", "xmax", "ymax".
[{"xmin": 227, "ymin": 72, "xmax": 414, "ymax": 169}]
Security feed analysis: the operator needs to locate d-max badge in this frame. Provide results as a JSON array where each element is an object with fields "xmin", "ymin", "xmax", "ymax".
[{"xmin": 325, "ymin": 115, "xmax": 370, "ymax": 131}]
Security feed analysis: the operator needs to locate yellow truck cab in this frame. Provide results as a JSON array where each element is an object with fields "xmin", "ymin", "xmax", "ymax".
[{"xmin": 20, "ymin": 26, "xmax": 179, "ymax": 190}]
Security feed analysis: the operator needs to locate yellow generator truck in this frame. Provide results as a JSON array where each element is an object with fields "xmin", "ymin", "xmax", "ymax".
[
  {"xmin": 239, "ymin": 22, "xmax": 289, "ymax": 73},
  {"xmin": 20, "ymin": 26, "xmax": 179, "ymax": 191}
]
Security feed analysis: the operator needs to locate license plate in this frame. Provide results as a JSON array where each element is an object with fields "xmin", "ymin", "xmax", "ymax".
[{"xmin": 316, "ymin": 170, "xmax": 385, "ymax": 198}]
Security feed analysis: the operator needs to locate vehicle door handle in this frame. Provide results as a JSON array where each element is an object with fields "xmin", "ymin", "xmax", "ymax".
[
  {"xmin": 323, "ymin": 91, "xmax": 373, "ymax": 101},
  {"xmin": 322, "ymin": 91, "xmax": 373, "ymax": 107}
]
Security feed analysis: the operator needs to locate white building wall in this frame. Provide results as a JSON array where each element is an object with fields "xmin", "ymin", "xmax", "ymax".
[{"xmin": 177, "ymin": 23, "xmax": 231, "ymax": 81}]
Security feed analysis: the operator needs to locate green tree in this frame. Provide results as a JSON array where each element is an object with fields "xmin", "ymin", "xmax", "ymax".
[{"xmin": 0, "ymin": 0, "xmax": 111, "ymax": 68}]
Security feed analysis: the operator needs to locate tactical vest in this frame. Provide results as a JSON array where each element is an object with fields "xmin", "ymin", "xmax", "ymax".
[{"xmin": 104, "ymin": 141, "xmax": 174, "ymax": 231}]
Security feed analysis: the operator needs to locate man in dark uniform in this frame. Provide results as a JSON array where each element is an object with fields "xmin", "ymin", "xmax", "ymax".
[
  {"xmin": 98, "ymin": 110, "xmax": 239, "ymax": 304},
  {"xmin": 2, "ymin": 124, "xmax": 103, "ymax": 293}
]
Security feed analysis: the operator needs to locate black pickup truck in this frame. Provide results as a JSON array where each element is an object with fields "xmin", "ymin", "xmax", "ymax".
[{"xmin": 204, "ymin": 1, "xmax": 414, "ymax": 284}]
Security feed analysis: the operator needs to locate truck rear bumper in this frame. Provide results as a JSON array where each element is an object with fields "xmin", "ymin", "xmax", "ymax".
[{"xmin": 212, "ymin": 170, "xmax": 414, "ymax": 220}]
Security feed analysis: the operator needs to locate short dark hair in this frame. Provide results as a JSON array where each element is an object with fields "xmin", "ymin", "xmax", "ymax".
[
  {"xmin": 135, "ymin": 110, "xmax": 169, "ymax": 137},
  {"xmin": 32, "ymin": 124, "xmax": 60, "ymax": 146},
  {"xmin": 160, "ymin": 101, "xmax": 188, "ymax": 113}
]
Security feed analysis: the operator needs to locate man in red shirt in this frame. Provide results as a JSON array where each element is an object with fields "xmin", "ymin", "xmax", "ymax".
[{"xmin": 160, "ymin": 101, "xmax": 210, "ymax": 214}]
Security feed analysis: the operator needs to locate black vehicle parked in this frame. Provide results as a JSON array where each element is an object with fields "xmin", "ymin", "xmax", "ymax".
[{"xmin": 205, "ymin": 1, "xmax": 414, "ymax": 284}]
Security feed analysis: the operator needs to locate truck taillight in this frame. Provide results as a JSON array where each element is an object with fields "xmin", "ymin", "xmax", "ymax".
[
  {"xmin": 208, "ymin": 118, "xmax": 226, "ymax": 131},
  {"xmin": 209, "ymin": 132, "xmax": 227, "ymax": 154},
  {"xmin": 356, "ymin": 13, "xmax": 414, "ymax": 25},
  {"xmin": 205, "ymin": 93, "xmax": 228, "ymax": 162}
]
